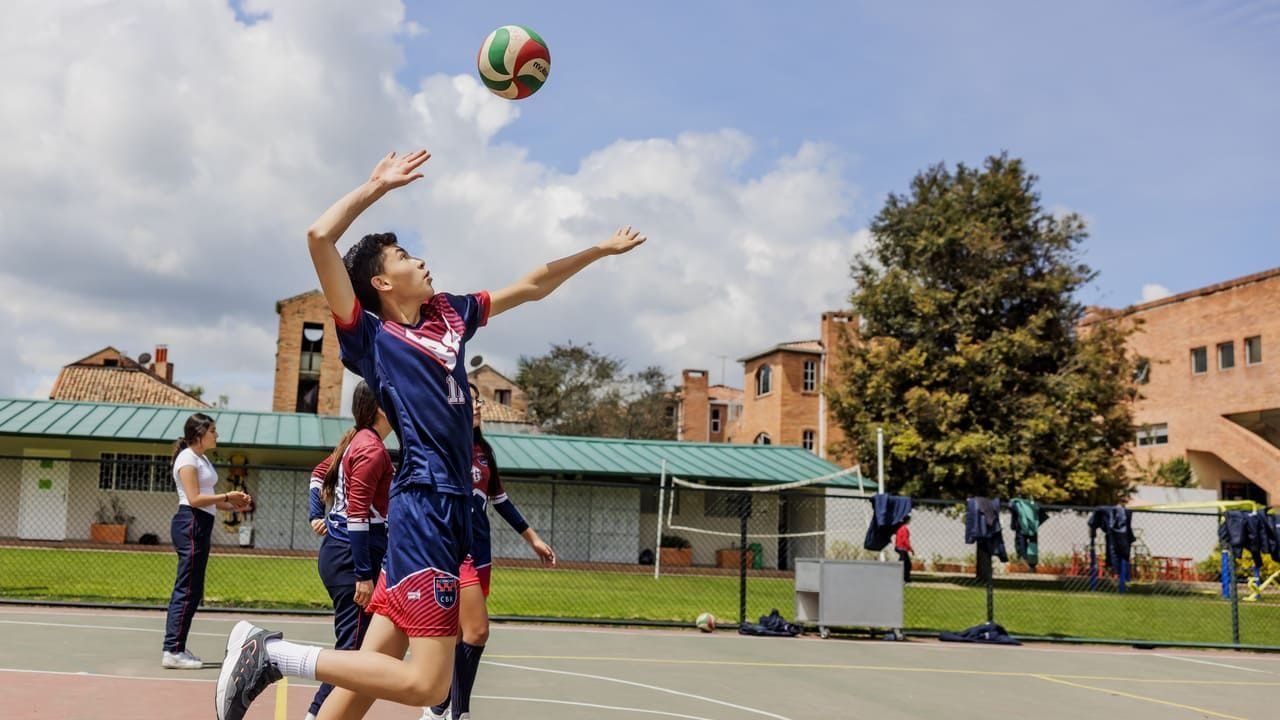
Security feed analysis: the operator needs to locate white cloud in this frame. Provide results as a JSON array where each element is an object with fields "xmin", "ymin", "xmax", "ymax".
[
  {"xmin": 1141, "ymin": 283, "xmax": 1174, "ymax": 302},
  {"xmin": 0, "ymin": 1, "xmax": 863, "ymax": 411}
]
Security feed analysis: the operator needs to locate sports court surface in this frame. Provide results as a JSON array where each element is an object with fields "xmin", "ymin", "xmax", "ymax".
[{"xmin": 0, "ymin": 605, "xmax": 1274, "ymax": 720}]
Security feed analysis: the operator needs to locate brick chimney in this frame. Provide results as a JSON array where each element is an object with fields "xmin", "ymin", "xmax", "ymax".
[
  {"xmin": 151, "ymin": 344, "xmax": 173, "ymax": 383},
  {"xmin": 679, "ymin": 369, "xmax": 711, "ymax": 442},
  {"xmin": 819, "ymin": 312, "xmax": 856, "ymax": 464}
]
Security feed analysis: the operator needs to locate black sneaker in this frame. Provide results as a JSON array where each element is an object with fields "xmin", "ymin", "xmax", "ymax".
[{"xmin": 215, "ymin": 621, "xmax": 283, "ymax": 720}]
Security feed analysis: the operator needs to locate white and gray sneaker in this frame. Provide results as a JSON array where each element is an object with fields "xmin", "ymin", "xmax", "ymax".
[
  {"xmin": 215, "ymin": 620, "xmax": 283, "ymax": 720},
  {"xmin": 162, "ymin": 650, "xmax": 203, "ymax": 670},
  {"xmin": 420, "ymin": 707, "xmax": 448, "ymax": 720}
]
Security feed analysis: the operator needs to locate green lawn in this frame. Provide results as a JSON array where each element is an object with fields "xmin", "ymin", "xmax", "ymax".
[{"xmin": 2, "ymin": 547, "xmax": 1276, "ymax": 646}]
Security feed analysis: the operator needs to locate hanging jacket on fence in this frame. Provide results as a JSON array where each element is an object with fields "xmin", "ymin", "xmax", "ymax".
[
  {"xmin": 863, "ymin": 494, "xmax": 913, "ymax": 551},
  {"xmin": 1088, "ymin": 506, "xmax": 1135, "ymax": 572},
  {"xmin": 1252, "ymin": 511, "xmax": 1280, "ymax": 562},
  {"xmin": 1219, "ymin": 510, "xmax": 1280, "ymax": 562},
  {"xmin": 1009, "ymin": 498, "xmax": 1048, "ymax": 570},
  {"xmin": 964, "ymin": 497, "xmax": 1008, "ymax": 562}
]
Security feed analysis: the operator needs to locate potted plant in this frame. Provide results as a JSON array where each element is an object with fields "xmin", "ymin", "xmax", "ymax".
[
  {"xmin": 91, "ymin": 495, "xmax": 134, "ymax": 544},
  {"xmin": 659, "ymin": 534, "xmax": 693, "ymax": 566}
]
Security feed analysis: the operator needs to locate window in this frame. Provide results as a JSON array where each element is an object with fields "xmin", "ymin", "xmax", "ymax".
[
  {"xmin": 754, "ymin": 432, "xmax": 772, "ymax": 445},
  {"xmin": 755, "ymin": 364, "xmax": 772, "ymax": 396},
  {"xmin": 99, "ymin": 453, "xmax": 172, "ymax": 492},
  {"xmin": 1136, "ymin": 423, "xmax": 1169, "ymax": 447},
  {"xmin": 705, "ymin": 491, "xmax": 752, "ymax": 518},
  {"xmin": 494, "ymin": 388, "xmax": 512, "ymax": 406},
  {"xmin": 1132, "ymin": 358, "xmax": 1150, "ymax": 385},
  {"xmin": 802, "ymin": 429, "xmax": 816, "ymax": 451},
  {"xmin": 1218, "ymin": 341, "xmax": 1235, "ymax": 370},
  {"xmin": 1221, "ymin": 480, "xmax": 1268, "ymax": 505},
  {"xmin": 1246, "ymin": 335, "xmax": 1262, "ymax": 365},
  {"xmin": 802, "ymin": 360, "xmax": 817, "ymax": 392},
  {"xmin": 710, "ymin": 408, "xmax": 722, "ymax": 434},
  {"xmin": 299, "ymin": 323, "xmax": 324, "ymax": 377},
  {"xmin": 640, "ymin": 486, "xmax": 680, "ymax": 514},
  {"xmin": 1190, "ymin": 347, "xmax": 1207, "ymax": 375},
  {"xmin": 729, "ymin": 403, "xmax": 742, "ymax": 421}
]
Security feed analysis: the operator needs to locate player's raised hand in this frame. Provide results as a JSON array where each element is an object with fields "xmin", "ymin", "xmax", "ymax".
[
  {"xmin": 598, "ymin": 225, "xmax": 646, "ymax": 255},
  {"xmin": 369, "ymin": 150, "xmax": 430, "ymax": 191}
]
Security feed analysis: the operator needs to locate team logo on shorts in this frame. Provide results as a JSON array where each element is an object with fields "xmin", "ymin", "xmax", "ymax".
[{"xmin": 434, "ymin": 576, "xmax": 458, "ymax": 609}]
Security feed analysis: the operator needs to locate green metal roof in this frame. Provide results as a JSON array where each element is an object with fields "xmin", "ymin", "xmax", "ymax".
[
  {"xmin": 0, "ymin": 398, "xmax": 870, "ymax": 486},
  {"xmin": 0, "ymin": 398, "xmax": 350, "ymax": 450},
  {"xmin": 483, "ymin": 432, "xmax": 867, "ymax": 486}
]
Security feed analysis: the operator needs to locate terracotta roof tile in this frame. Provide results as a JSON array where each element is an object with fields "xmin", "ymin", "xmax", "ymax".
[{"xmin": 49, "ymin": 366, "xmax": 208, "ymax": 408}]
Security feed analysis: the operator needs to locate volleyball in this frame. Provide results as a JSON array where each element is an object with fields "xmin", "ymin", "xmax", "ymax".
[
  {"xmin": 477, "ymin": 25, "xmax": 550, "ymax": 100},
  {"xmin": 695, "ymin": 612, "xmax": 716, "ymax": 633}
]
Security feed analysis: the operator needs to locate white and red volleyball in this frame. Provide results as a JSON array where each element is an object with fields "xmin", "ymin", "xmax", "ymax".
[{"xmin": 477, "ymin": 25, "xmax": 550, "ymax": 100}]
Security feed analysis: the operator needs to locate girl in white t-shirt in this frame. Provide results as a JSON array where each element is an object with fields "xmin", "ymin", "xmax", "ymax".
[{"xmin": 161, "ymin": 413, "xmax": 251, "ymax": 670}]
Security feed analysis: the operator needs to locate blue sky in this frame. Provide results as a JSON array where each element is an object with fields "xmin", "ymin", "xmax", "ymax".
[
  {"xmin": 2, "ymin": 1, "xmax": 1277, "ymax": 408},
  {"xmin": 401, "ymin": 0, "xmax": 1279, "ymax": 307}
]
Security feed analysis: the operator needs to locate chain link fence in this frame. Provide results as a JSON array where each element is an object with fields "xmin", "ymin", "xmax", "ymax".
[{"xmin": 1, "ymin": 453, "xmax": 1276, "ymax": 648}]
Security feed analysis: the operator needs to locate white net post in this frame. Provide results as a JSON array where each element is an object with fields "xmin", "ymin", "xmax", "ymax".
[{"xmin": 654, "ymin": 459, "xmax": 667, "ymax": 580}]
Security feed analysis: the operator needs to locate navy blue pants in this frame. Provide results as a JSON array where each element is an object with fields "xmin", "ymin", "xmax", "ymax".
[
  {"xmin": 163, "ymin": 506, "xmax": 213, "ymax": 652},
  {"xmin": 309, "ymin": 534, "xmax": 385, "ymax": 716}
]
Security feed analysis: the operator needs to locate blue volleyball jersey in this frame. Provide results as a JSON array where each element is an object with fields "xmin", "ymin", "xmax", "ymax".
[{"xmin": 335, "ymin": 291, "xmax": 489, "ymax": 496}]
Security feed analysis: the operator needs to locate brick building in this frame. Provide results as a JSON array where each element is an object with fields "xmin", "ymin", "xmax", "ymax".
[
  {"xmin": 467, "ymin": 363, "xmax": 537, "ymax": 432},
  {"xmin": 674, "ymin": 311, "xmax": 857, "ymax": 466},
  {"xmin": 674, "ymin": 370, "xmax": 743, "ymax": 443},
  {"xmin": 272, "ymin": 290, "xmax": 345, "ymax": 416},
  {"xmin": 1085, "ymin": 267, "xmax": 1280, "ymax": 504}
]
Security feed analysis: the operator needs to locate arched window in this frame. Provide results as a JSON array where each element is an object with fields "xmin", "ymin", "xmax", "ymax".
[
  {"xmin": 754, "ymin": 432, "xmax": 772, "ymax": 445},
  {"xmin": 755, "ymin": 364, "xmax": 772, "ymax": 396}
]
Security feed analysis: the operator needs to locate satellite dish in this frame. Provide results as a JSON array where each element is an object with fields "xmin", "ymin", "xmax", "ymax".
[
  {"xmin": 137, "ymin": 352, "xmax": 152, "ymax": 365},
  {"xmin": 470, "ymin": 355, "xmax": 484, "ymax": 369}
]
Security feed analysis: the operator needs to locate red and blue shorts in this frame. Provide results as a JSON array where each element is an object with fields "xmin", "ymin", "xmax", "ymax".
[
  {"xmin": 457, "ymin": 554, "xmax": 492, "ymax": 597},
  {"xmin": 366, "ymin": 486, "xmax": 471, "ymax": 637}
]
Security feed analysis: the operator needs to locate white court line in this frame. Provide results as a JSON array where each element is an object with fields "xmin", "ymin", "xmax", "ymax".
[
  {"xmin": 487, "ymin": 661, "xmax": 792, "ymax": 720},
  {"xmin": 478, "ymin": 696, "xmax": 718, "ymax": 719},
  {"xmin": 0, "ymin": 619, "xmax": 330, "ymax": 647},
  {"xmin": 0, "ymin": 667, "xmax": 720, "ymax": 718},
  {"xmin": 1153, "ymin": 653, "xmax": 1272, "ymax": 674},
  {"xmin": 0, "ymin": 666, "xmax": 217, "ymax": 684}
]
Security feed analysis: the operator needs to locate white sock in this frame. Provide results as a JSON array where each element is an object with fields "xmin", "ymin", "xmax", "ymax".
[{"xmin": 265, "ymin": 638, "xmax": 320, "ymax": 680}]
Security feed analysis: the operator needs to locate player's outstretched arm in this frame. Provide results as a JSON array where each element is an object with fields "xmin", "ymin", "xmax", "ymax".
[
  {"xmin": 306, "ymin": 150, "xmax": 430, "ymax": 320},
  {"xmin": 489, "ymin": 225, "xmax": 646, "ymax": 318}
]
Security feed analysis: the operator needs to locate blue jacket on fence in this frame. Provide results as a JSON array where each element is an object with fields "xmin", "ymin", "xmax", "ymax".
[
  {"xmin": 1088, "ymin": 506, "xmax": 1135, "ymax": 571},
  {"xmin": 864, "ymin": 494, "xmax": 913, "ymax": 551},
  {"xmin": 1219, "ymin": 510, "xmax": 1280, "ymax": 562},
  {"xmin": 964, "ymin": 497, "xmax": 1008, "ymax": 562}
]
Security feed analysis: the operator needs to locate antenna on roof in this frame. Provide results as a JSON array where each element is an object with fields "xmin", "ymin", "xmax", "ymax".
[
  {"xmin": 470, "ymin": 355, "xmax": 484, "ymax": 369},
  {"xmin": 138, "ymin": 352, "xmax": 152, "ymax": 365}
]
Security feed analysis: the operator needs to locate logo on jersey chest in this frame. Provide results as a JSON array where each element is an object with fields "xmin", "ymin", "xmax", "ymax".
[
  {"xmin": 387, "ymin": 321, "xmax": 462, "ymax": 371},
  {"xmin": 434, "ymin": 576, "xmax": 459, "ymax": 609}
]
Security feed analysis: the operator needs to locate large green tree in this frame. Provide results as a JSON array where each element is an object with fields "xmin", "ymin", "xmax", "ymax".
[
  {"xmin": 515, "ymin": 342, "xmax": 675, "ymax": 439},
  {"xmin": 828, "ymin": 154, "xmax": 1136, "ymax": 504}
]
